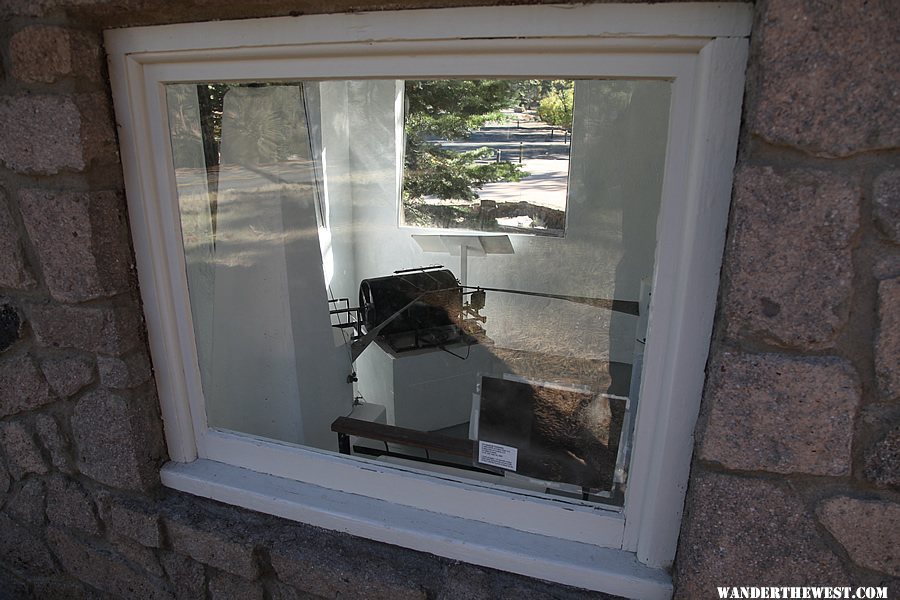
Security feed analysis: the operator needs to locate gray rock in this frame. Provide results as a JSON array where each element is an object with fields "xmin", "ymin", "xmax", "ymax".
[
  {"xmin": 72, "ymin": 389, "xmax": 162, "ymax": 491},
  {"xmin": 0, "ymin": 95, "xmax": 86, "ymax": 174},
  {"xmin": 102, "ymin": 496, "xmax": 163, "ymax": 547},
  {"xmin": 46, "ymin": 475, "xmax": 101, "ymax": 536},
  {"xmin": 209, "ymin": 570, "xmax": 265, "ymax": 600},
  {"xmin": 40, "ymin": 355, "xmax": 94, "ymax": 398},
  {"xmin": 111, "ymin": 536, "xmax": 165, "ymax": 578},
  {"xmin": 876, "ymin": 278, "xmax": 900, "ymax": 401},
  {"xmin": 47, "ymin": 527, "xmax": 173, "ymax": 599},
  {"xmin": 29, "ymin": 302, "xmax": 143, "ymax": 356},
  {"xmin": 865, "ymin": 425, "xmax": 900, "ymax": 489},
  {"xmin": 674, "ymin": 472, "xmax": 847, "ymax": 597},
  {"xmin": 873, "ymin": 170, "xmax": 900, "ymax": 244},
  {"xmin": 165, "ymin": 514, "xmax": 260, "ymax": 580},
  {"xmin": 0, "ymin": 420, "xmax": 49, "ymax": 479},
  {"xmin": 269, "ymin": 525, "xmax": 429, "ymax": 600},
  {"xmin": 748, "ymin": 0, "xmax": 900, "ymax": 157},
  {"xmin": 35, "ymin": 413, "xmax": 75, "ymax": 474},
  {"xmin": 0, "ymin": 191, "xmax": 35, "ymax": 289},
  {"xmin": 98, "ymin": 352, "xmax": 152, "ymax": 390},
  {"xmin": 0, "ymin": 513, "xmax": 56, "ymax": 576},
  {"xmin": 0, "ymin": 304, "xmax": 24, "ymax": 353},
  {"xmin": 5, "ymin": 477, "xmax": 46, "ymax": 526},
  {"xmin": 19, "ymin": 189, "xmax": 133, "ymax": 303},
  {"xmin": 0, "ymin": 354, "xmax": 54, "ymax": 418},
  {"xmin": 723, "ymin": 166, "xmax": 859, "ymax": 350},
  {"xmin": 159, "ymin": 550, "xmax": 207, "ymax": 600},
  {"xmin": 700, "ymin": 351, "xmax": 859, "ymax": 476},
  {"xmin": 818, "ymin": 496, "xmax": 900, "ymax": 577},
  {"xmin": 8, "ymin": 26, "xmax": 102, "ymax": 84}
]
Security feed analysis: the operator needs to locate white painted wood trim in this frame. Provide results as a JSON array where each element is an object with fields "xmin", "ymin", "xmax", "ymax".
[
  {"xmin": 199, "ymin": 428, "xmax": 626, "ymax": 548},
  {"xmin": 163, "ymin": 459, "xmax": 673, "ymax": 600},
  {"xmin": 107, "ymin": 52, "xmax": 198, "ymax": 462},
  {"xmin": 622, "ymin": 36, "xmax": 749, "ymax": 567},
  {"xmin": 104, "ymin": 3, "xmax": 752, "ymax": 56}
]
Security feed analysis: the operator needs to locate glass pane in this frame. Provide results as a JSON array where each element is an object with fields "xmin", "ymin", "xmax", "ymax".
[{"xmin": 166, "ymin": 78, "xmax": 671, "ymax": 506}]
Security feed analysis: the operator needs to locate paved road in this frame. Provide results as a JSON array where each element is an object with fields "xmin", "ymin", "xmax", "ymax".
[{"xmin": 430, "ymin": 121, "xmax": 571, "ymax": 211}]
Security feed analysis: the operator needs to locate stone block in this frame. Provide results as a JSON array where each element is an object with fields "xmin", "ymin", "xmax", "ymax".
[
  {"xmin": 0, "ymin": 354, "xmax": 54, "ymax": 418},
  {"xmin": 700, "ymin": 351, "xmax": 859, "ymax": 476},
  {"xmin": 0, "ymin": 513, "xmax": 56, "ymax": 576},
  {"xmin": 46, "ymin": 475, "xmax": 101, "ymax": 536},
  {"xmin": 103, "ymin": 496, "xmax": 163, "ymax": 547},
  {"xmin": 29, "ymin": 303, "xmax": 144, "ymax": 356},
  {"xmin": 749, "ymin": 0, "xmax": 900, "ymax": 157},
  {"xmin": 0, "ymin": 304, "xmax": 24, "ymax": 353},
  {"xmin": 9, "ymin": 26, "xmax": 102, "ymax": 84},
  {"xmin": 0, "ymin": 93, "xmax": 117, "ymax": 174},
  {"xmin": 269, "ymin": 526, "xmax": 430, "ymax": 600},
  {"xmin": 5, "ymin": 477, "xmax": 46, "ymax": 526},
  {"xmin": 209, "ymin": 570, "xmax": 265, "ymax": 600},
  {"xmin": 47, "ymin": 527, "xmax": 174, "ymax": 599},
  {"xmin": 875, "ymin": 278, "xmax": 900, "ymax": 401},
  {"xmin": 874, "ymin": 170, "xmax": 900, "ymax": 244},
  {"xmin": 865, "ymin": 425, "xmax": 900, "ymax": 489},
  {"xmin": 723, "ymin": 166, "xmax": 859, "ymax": 350},
  {"xmin": 0, "ymin": 455, "xmax": 9, "ymax": 495},
  {"xmin": 818, "ymin": 496, "xmax": 900, "ymax": 577},
  {"xmin": 72, "ymin": 389, "xmax": 162, "ymax": 491},
  {"xmin": 160, "ymin": 551, "xmax": 207, "ymax": 600},
  {"xmin": 40, "ymin": 355, "xmax": 94, "ymax": 398},
  {"xmin": 99, "ymin": 352, "xmax": 152, "ymax": 389},
  {"xmin": 35, "ymin": 413, "xmax": 75, "ymax": 474},
  {"xmin": 31, "ymin": 575, "xmax": 97, "ymax": 600},
  {"xmin": 674, "ymin": 472, "xmax": 847, "ymax": 597},
  {"xmin": 20, "ymin": 189, "xmax": 133, "ymax": 303},
  {"xmin": 0, "ymin": 95, "xmax": 82, "ymax": 174},
  {"xmin": 0, "ymin": 191, "xmax": 35, "ymax": 289},
  {"xmin": 112, "ymin": 536, "xmax": 165, "ymax": 578},
  {"xmin": 0, "ymin": 420, "xmax": 49, "ymax": 479},
  {"xmin": 165, "ymin": 513, "xmax": 260, "ymax": 580}
]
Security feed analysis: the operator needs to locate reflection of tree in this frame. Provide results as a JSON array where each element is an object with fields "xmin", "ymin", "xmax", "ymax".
[
  {"xmin": 403, "ymin": 80, "xmax": 527, "ymax": 204},
  {"xmin": 537, "ymin": 80, "xmax": 575, "ymax": 131}
]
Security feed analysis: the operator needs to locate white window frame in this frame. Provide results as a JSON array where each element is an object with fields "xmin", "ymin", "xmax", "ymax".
[{"xmin": 106, "ymin": 5, "xmax": 750, "ymax": 598}]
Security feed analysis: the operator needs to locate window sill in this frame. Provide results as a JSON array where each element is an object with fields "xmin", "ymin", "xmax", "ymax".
[{"xmin": 162, "ymin": 459, "xmax": 672, "ymax": 599}]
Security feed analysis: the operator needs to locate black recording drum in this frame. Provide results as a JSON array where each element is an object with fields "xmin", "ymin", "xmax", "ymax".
[{"xmin": 358, "ymin": 268, "xmax": 464, "ymax": 353}]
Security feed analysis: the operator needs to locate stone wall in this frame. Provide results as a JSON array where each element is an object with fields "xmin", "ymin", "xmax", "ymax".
[
  {"xmin": 674, "ymin": 0, "xmax": 900, "ymax": 596},
  {"xmin": 0, "ymin": 0, "xmax": 896, "ymax": 598}
]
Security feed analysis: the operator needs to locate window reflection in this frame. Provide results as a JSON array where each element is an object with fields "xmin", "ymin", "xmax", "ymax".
[{"xmin": 166, "ymin": 78, "xmax": 671, "ymax": 505}]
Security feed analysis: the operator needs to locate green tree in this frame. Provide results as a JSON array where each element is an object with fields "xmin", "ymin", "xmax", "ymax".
[
  {"xmin": 537, "ymin": 81, "xmax": 575, "ymax": 131},
  {"xmin": 403, "ymin": 80, "xmax": 527, "ymax": 204}
]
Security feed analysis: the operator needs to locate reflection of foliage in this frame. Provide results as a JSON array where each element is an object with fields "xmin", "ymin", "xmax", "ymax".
[
  {"xmin": 403, "ymin": 80, "xmax": 527, "ymax": 203},
  {"xmin": 538, "ymin": 80, "xmax": 575, "ymax": 131}
]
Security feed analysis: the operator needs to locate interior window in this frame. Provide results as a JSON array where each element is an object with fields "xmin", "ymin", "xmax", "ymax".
[{"xmin": 165, "ymin": 78, "xmax": 671, "ymax": 506}]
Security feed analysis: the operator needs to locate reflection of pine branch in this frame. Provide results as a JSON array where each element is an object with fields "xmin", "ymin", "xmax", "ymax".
[{"xmin": 405, "ymin": 143, "xmax": 527, "ymax": 201}]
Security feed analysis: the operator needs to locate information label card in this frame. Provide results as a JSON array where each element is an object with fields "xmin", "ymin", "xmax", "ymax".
[{"xmin": 478, "ymin": 440, "xmax": 518, "ymax": 471}]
